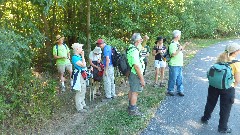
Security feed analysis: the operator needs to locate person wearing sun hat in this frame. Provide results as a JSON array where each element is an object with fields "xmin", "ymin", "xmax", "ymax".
[
  {"xmin": 127, "ymin": 33, "xmax": 145, "ymax": 116},
  {"xmin": 201, "ymin": 43, "xmax": 240, "ymax": 133},
  {"xmin": 89, "ymin": 46, "xmax": 103, "ymax": 98},
  {"xmin": 71, "ymin": 43, "xmax": 89, "ymax": 113},
  {"xmin": 53, "ymin": 34, "xmax": 72, "ymax": 92},
  {"xmin": 152, "ymin": 36, "xmax": 167, "ymax": 87}
]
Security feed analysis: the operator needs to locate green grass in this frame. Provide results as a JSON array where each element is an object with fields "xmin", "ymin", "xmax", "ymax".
[{"xmin": 69, "ymin": 37, "xmax": 239, "ymax": 135}]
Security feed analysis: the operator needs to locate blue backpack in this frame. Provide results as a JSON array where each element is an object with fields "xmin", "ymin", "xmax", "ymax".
[{"xmin": 207, "ymin": 60, "xmax": 238, "ymax": 89}]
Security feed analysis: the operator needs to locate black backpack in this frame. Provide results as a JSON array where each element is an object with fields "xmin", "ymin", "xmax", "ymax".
[
  {"xmin": 111, "ymin": 47, "xmax": 121, "ymax": 67},
  {"xmin": 117, "ymin": 47, "xmax": 136, "ymax": 77},
  {"xmin": 163, "ymin": 46, "xmax": 171, "ymax": 62}
]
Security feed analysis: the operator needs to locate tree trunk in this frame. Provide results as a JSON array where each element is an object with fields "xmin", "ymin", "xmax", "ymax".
[{"xmin": 86, "ymin": 0, "xmax": 91, "ymax": 54}]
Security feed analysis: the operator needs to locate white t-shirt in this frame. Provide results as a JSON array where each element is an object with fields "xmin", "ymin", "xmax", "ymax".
[{"xmin": 89, "ymin": 51, "xmax": 101, "ymax": 61}]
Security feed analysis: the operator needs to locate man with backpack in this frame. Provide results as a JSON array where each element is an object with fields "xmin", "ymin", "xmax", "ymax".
[
  {"xmin": 96, "ymin": 39, "xmax": 116, "ymax": 101},
  {"xmin": 201, "ymin": 43, "xmax": 240, "ymax": 133},
  {"xmin": 127, "ymin": 33, "xmax": 145, "ymax": 116},
  {"xmin": 53, "ymin": 35, "xmax": 72, "ymax": 92},
  {"xmin": 166, "ymin": 30, "xmax": 189, "ymax": 96}
]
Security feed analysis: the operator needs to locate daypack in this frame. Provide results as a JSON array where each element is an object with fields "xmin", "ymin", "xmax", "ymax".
[
  {"xmin": 111, "ymin": 47, "xmax": 121, "ymax": 67},
  {"xmin": 207, "ymin": 60, "xmax": 238, "ymax": 89},
  {"xmin": 163, "ymin": 45, "xmax": 171, "ymax": 62},
  {"xmin": 117, "ymin": 47, "xmax": 137, "ymax": 77},
  {"xmin": 55, "ymin": 44, "xmax": 67, "ymax": 56}
]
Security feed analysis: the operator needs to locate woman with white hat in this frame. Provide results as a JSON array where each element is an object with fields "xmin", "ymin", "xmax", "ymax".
[
  {"xmin": 71, "ymin": 43, "xmax": 89, "ymax": 113},
  {"xmin": 89, "ymin": 46, "xmax": 103, "ymax": 99}
]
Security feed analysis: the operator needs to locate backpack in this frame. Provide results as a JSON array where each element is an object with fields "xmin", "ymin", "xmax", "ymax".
[
  {"xmin": 111, "ymin": 47, "xmax": 121, "ymax": 67},
  {"xmin": 163, "ymin": 46, "xmax": 171, "ymax": 62},
  {"xmin": 207, "ymin": 60, "xmax": 238, "ymax": 89},
  {"xmin": 116, "ymin": 47, "xmax": 136, "ymax": 77},
  {"xmin": 55, "ymin": 44, "xmax": 67, "ymax": 56}
]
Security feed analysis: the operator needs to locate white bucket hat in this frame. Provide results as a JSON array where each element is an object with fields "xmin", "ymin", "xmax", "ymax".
[
  {"xmin": 93, "ymin": 47, "xmax": 102, "ymax": 54},
  {"xmin": 72, "ymin": 43, "xmax": 84, "ymax": 50}
]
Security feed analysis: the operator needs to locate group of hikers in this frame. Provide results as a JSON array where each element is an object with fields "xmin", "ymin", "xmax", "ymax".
[{"xmin": 53, "ymin": 29, "xmax": 240, "ymax": 133}]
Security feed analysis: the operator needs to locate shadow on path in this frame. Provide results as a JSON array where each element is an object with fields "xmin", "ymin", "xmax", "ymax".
[{"xmin": 141, "ymin": 39, "xmax": 240, "ymax": 135}]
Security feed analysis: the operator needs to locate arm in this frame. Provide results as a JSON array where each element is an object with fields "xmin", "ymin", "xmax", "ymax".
[
  {"xmin": 54, "ymin": 55, "xmax": 66, "ymax": 59},
  {"xmin": 234, "ymin": 72, "xmax": 240, "ymax": 87},
  {"xmin": 105, "ymin": 56, "xmax": 110, "ymax": 70},
  {"xmin": 171, "ymin": 42, "xmax": 190, "ymax": 57},
  {"xmin": 76, "ymin": 51, "xmax": 86, "ymax": 67}
]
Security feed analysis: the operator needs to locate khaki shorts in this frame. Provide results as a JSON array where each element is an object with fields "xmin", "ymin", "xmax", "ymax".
[
  {"xmin": 128, "ymin": 72, "xmax": 143, "ymax": 92},
  {"xmin": 57, "ymin": 63, "xmax": 72, "ymax": 74}
]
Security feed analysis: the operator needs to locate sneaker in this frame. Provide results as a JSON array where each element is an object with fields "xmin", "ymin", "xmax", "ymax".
[
  {"xmin": 153, "ymin": 83, "xmax": 158, "ymax": 87},
  {"xmin": 166, "ymin": 91, "xmax": 174, "ymax": 96},
  {"xmin": 128, "ymin": 109, "xmax": 143, "ymax": 116},
  {"xmin": 78, "ymin": 109, "xmax": 87, "ymax": 113},
  {"xmin": 200, "ymin": 116, "xmax": 208, "ymax": 124},
  {"xmin": 101, "ymin": 98, "xmax": 112, "ymax": 102},
  {"xmin": 111, "ymin": 96, "xmax": 117, "ymax": 99},
  {"xmin": 83, "ymin": 106, "xmax": 89, "ymax": 110},
  {"xmin": 218, "ymin": 128, "xmax": 232, "ymax": 133},
  {"xmin": 95, "ymin": 92, "xmax": 101, "ymax": 96},
  {"xmin": 60, "ymin": 85, "xmax": 66, "ymax": 92},
  {"xmin": 159, "ymin": 83, "xmax": 165, "ymax": 87},
  {"xmin": 177, "ymin": 92, "xmax": 185, "ymax": 96}
]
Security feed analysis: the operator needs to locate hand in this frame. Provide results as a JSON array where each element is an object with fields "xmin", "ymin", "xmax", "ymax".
[
  {"xmin": 104, "ymin": 70, "xmax": 108, "ymax": 76},
  {"xmin": 140, "ymin": 80, "xmax": 145, "ymax": 87},
  {"xmin": 97, "ymin": 67, "xmax": 101, "ymax": 71},
  {"xmin": 81, "ymin": 51, "xmax": 85, "ymax": 56}
]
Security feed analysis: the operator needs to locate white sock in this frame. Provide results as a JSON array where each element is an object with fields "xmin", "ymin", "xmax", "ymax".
[{"xmin": 61, "ymin": 82, "xmax": 65, "ymax": 87}]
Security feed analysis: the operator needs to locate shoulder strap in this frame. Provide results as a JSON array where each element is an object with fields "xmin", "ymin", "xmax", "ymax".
[
  {"xmin": 56, "ymin": 44, "xmax": 68, "ymax": 56},
  {"xmin": 56, "ymin": 45, "xmax": 59, "ymax": 56},
  {"xmin": 228, "ymin": 60, "xmax": 239, "ymax": 65}
]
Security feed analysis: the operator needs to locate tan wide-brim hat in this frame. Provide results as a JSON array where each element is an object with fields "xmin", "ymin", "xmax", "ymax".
[
  {"xmin": 93, "ymin": 47, "xmax": 102, "ymax": 54},
  {"xmin": 55, "ymin": 35, "xmax": 65, "ymax": 43}
]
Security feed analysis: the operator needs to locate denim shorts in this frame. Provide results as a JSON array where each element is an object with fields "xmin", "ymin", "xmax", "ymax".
[{"xmin": 128, "ymin": 72, "xmax": 143, "ymax": 92}]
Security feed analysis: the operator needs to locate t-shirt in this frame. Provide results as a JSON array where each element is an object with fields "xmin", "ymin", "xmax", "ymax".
[
  {"xmin": 89, "ymin": 51, "xmax": 101, "ymax": 61},
  {"xmin": 168, "ymin": 41, "xmax": 183, "ymax": 66},
  {"xmin": 53, "ymin": 44, "xmax": 71, "ymax": 65},
  {"xmin": 153, "ymin": 45, "xmax": 166, "ymax": 61},
  {"xmin": 72, "ymin": 55, "xmax": 86, "ymax": 71},
  {"xmin": 230, "ymin": 60, "xmax": 240, "ymax": 86},
  {"xmin": 127, "ymin": 44, "xmax": 143, "ymax": 75},
  {"xmin": 103, "ymin": 45, "xmax": 113, "ymax": 67},
  {"xmin": 140, "ymin": 45, "xmax": 150, "ymax": 62}
]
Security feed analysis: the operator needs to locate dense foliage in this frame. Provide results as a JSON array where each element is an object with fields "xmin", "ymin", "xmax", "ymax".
[{"xmin": 1, "ymin": 0, "xmax": 240, "ymax": 132}]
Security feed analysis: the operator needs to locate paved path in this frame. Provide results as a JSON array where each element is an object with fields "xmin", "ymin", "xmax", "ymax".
[{"xmin": 141, "ymin": 39, "xmax": 240, "ymax": 135}]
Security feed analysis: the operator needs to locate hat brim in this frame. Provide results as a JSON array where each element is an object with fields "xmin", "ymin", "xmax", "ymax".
[
  {"xmin": 155, "ymin": 38, "xmax": 166, "ymax": 44},
  {"xmin": 55, "ymin": 36, "xmax": 65, "ymax": 43}
]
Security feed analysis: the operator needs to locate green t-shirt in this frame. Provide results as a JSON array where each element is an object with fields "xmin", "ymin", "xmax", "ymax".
[
  {"xmin": 53, "ymin": 44, "xmax": 71, "ymax": 65},
  {"xmin": 169, "ymin": 42, "xmax": 183, "ymax": 66},
  {"xmin": 127, "ymin": 44, "xmax": 143, "ymax": 75}
]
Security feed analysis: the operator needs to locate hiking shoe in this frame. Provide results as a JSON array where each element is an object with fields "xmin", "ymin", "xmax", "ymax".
[
  {"xmin": 218, "ymin": 128, "xmax": 232, "ymax": 133},
  {"xmin": 101, "ymin": 98, "xmax": 112, "ymax": 102},
  {"xmin": 200, "ymin": 116, "xmax": 208, "ymax": 124},
  {"xmin": 166, "ymin": 91, "xmax": 174, "ymax": 96},
  {"xmin": 83, "ymin": 106, "xmax": 89, "ymax": 110},
  {"xmin": 153, "ymin": 83, "xmax": 158, "ymax": 87},
  {"xmin": 60, "ymin": 85, "xmax": 66, "ymax": 92},
  {"xmin": 159, "ymin": 83, "xmax": 165, "ymax": 87},
  {"xmin": 177, "ymin": 92, "xmax": 185, "ymax": 96},
  {"xmin": 128, "ymin": 109, "xmax": 143, "ymax": 116},
  {"xmin": 78, "ymin": 109, "xmax": 87, "ymax": 113}
]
